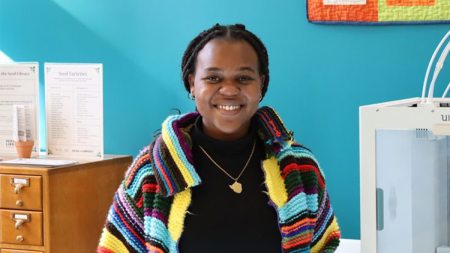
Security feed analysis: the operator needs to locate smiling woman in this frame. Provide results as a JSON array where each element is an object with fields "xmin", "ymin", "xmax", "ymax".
[
  {"xmin": 98, "ymin": 24, "xmax": 341, "ymax": 253},
  {"xmin": 188, "ymin": 38, "xmax": 263, "ymax": 141}
]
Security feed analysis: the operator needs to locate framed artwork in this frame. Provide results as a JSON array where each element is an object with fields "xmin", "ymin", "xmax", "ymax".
[{"xmin": 307, "ymin": 0, "xmax": 450, "ymax": 24}]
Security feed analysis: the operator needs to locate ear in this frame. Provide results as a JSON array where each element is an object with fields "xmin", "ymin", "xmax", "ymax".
[{"xmin": 188, "ymin": 74, "xmax": 195, "ymax": 95}]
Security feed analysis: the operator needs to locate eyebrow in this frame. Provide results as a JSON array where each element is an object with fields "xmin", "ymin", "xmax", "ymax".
[
  {"xmin": 204, "ymin": 67, "xmax": 222, "ymax": 72},
  {"xmin": 239, "ymin": 67, "xmax": 256, "ymax": 73},
  {"xmin": 204, "ymin": 67, "xmax": 256, "ymax": 73}
]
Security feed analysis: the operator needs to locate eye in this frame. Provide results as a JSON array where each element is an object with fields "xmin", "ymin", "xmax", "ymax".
[
  {"xmin": 237, "ymin": 75, "xmax": 254, "ymax": 83},
  {"xmin": 202, "ymin": 75, "xmax": 221, "ymax": 83}
]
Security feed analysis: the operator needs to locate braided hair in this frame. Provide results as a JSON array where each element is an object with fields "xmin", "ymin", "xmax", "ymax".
[{"xmin": 181, "ymin": 24, "xmax": 270, "ymax": 98}]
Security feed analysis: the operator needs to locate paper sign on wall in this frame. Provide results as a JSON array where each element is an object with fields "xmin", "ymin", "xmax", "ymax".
[
  {"xmin": 0, "ymin": 63, "xmax": 39, "ymax": 155},
  {"xmin": 45, "ymin": 63, "xmax": 103, "ymax": 158}
]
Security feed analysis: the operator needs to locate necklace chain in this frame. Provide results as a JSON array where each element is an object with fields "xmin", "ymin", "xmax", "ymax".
[{"xmin": 198, "ymin": 140, "xmax": 256, "ymax": 183}]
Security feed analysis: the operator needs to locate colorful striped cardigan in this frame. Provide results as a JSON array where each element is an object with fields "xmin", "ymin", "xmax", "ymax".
[{"xmin": 98, "ymin": 106, "xmax": 340, "ymax": 253}]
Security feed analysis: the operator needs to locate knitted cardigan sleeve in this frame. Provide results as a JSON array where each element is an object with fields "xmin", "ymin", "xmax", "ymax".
[
  {"xmin": 264, "ymin": 141, "xmax": 341, "ymax": 253},
  {"xmin": 310, "ymin": 162, "xmax": 341, "ymax": 253},
  {"xmin": 97, "ymin": 146, "xmax": 153, "ymax": 253}
]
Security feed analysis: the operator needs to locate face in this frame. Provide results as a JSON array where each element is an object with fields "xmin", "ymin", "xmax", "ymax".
[{"xmin": 189, "ymin": 38, "xmax": 264, "ymax": 141}]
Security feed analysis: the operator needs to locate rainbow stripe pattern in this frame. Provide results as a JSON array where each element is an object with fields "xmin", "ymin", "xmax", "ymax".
[{"xmin": 98, "ymin": 106, "xmax": 340, "ymax": 253}]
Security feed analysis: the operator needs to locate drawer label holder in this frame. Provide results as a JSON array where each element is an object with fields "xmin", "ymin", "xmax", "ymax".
[
  {"xmin": 11, "ymin": 213, "xmax": 31, "ymax": 229},
  {"xmin": 10, "ymin": 177, "xmax": 30, "ymax": 194}
]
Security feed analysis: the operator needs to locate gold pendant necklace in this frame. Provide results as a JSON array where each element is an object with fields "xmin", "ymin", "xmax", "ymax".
[
  {"xmin": 198, "ymin": 140, "xmax": 256, "ymax": 194},
  {"xmin": 229, "ymin": 181, "xmax": 242, "ymax": 194}
]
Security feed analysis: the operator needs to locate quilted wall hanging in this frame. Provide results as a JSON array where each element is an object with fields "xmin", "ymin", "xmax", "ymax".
[{"xmin": 307, "ymin": 0, "xmax": 450, "ymax": 24}]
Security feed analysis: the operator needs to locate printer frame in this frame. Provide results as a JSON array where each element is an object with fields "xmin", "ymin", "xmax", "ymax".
[{"xmin": 360, "ymin": 97, "xmax": 450, "ymax": 253}]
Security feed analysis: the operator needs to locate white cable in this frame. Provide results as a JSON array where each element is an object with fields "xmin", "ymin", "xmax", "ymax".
[
  {"xmin": 428, "ymin": 39, "xmax": 450, "ymax": 102},
  {"xmin": 442, "ymin": 81, "xmax": 450, "ymax": 98},
  {"xmin": 421, "ymin": 30, "xmax": 450, "ymax": 104}
]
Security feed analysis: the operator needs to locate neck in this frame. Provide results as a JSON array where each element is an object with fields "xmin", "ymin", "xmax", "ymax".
[
  {"xmin": 193, "ymin": 117, "xmax": 255, "ymax": 155},
  {"xmin": 201, "ymin": 119, "xmax": 251, "ymax": 141}
]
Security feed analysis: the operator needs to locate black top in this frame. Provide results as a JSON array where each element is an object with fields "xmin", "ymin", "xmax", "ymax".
[{"xmin": 179, "ymin": 118, "xmax": 281, "ymax": 253}]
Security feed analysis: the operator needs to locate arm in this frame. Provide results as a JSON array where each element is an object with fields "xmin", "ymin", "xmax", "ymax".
[
  {"xmin": 310, "ymin": 168, "xmax": 341, "ymax": 253},
  {"xmin": 98, "ymin": 147, "xmax": 152, "ymax": 253}
]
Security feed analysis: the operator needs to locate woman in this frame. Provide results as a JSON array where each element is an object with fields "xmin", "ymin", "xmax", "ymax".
[{"xmin": 98, "ymin": 24, "xmax": 340, "ymax": 253}]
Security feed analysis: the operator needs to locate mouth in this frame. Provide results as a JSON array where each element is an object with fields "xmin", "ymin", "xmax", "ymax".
[{"xmin": 214, "ymin": 104, "xmax": 243, "ymax": 112}]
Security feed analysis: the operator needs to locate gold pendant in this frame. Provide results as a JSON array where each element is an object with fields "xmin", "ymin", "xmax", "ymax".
[{"xmin": 229, "ymin": 181, "xmax": 242, "ymax": 194}]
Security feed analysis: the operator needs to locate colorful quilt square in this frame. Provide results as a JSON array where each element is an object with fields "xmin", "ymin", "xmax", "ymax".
[
  {"xmin": 307, "ymin": 0, "xmax": 450, "ymax": 23},
  {"xmin": 386, "ymin": 0, "xmax": 436, "ymax": 6}
]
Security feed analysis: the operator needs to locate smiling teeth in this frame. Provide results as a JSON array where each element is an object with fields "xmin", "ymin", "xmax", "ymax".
[{"xmin": 218, "ymin": 105, "xmax": 240, "ymax": 111}]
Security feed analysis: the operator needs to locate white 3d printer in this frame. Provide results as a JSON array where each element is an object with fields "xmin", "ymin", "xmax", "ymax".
[{"xmin": 360, "ymin": 30, "xmax": 450, "ymax": 253}]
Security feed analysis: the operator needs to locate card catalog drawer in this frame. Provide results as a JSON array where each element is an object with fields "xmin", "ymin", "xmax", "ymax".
[
  {"xmin": 0, "ymin": 175, "xmax": 42, "ymax": 210},
  {"xmin": 0, "ymin": 210, "xmax": 43, "ymax": 246}
]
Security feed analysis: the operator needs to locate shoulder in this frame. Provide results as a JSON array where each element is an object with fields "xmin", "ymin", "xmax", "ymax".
[
  {"xmin": 279, "ymin": 141, "xmax": 326, "ymax": 188},
  {"xmin": 122, "ymin": 144, "xmax": 156, "ymax": 192},
  {"xmin": 279, "ymin": 141, "xmax": 319, "ymax": 166}
]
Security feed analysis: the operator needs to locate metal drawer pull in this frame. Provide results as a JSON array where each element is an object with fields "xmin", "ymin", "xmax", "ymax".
[
  {"xmin": 11, "ymin": 213, "xmax": 31, "ymax": 230},
  {"xmin": 14, "ymin": 184, "xmax": 24, "ymax": 194},
  {"xmin": 16, "ymin": 200, "xmax": 24, "ymax": 207},
  {"xmin": 16, "ymin": 235, "xmax": 24, "ymax": 242},
  {"xmin": 15, "ymin": 219, "xmax": 25, "ymax": 229},
  {"xmin": 10, "ymin": 177, "xmax": 30, "ymax": 194}
]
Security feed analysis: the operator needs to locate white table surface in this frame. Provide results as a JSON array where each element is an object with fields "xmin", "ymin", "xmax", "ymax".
[{"xmin": 336, "ymin": 239, "xmax": 361, "ymax": 253}]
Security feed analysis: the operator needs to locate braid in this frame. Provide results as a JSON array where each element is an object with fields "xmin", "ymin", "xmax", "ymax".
[
  {"xmin": 181, "ymin": 23, "xmax": 270, "ymax": 98},
  {"xmin": 181, "ymin": 24, "xmax": 224, "ymax": 88}
]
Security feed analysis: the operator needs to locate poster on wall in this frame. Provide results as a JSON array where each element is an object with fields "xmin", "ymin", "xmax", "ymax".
[
  {"xmin": 0, "ymin": 63, "xmax": 39, "ymax": 156},
  {"xmin": 307, "ymin": 0, "xmax": 450, "ymax": 24},
  {"xmin": 45, "ymin": 63, "xmax": 104, "ymax": 158}
]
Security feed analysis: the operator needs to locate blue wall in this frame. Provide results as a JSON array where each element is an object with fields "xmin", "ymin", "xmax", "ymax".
[{"xmin": 1, "ymin": 0, "xmax": 449, "ymax": 239}]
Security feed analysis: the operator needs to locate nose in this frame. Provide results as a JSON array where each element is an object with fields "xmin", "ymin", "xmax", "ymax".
[{"xmin": 219, "ymin": 80, "xmax": 240, "ymax": 96}]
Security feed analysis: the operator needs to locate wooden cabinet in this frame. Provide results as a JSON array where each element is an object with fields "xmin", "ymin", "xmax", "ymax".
[
  {"xmin": 0, "ymin": 155, "xmax": 132, "ymax": 253},
  {"xmin": 1, "ymin": 250, "xmax": 43, "ymax": 253}
]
